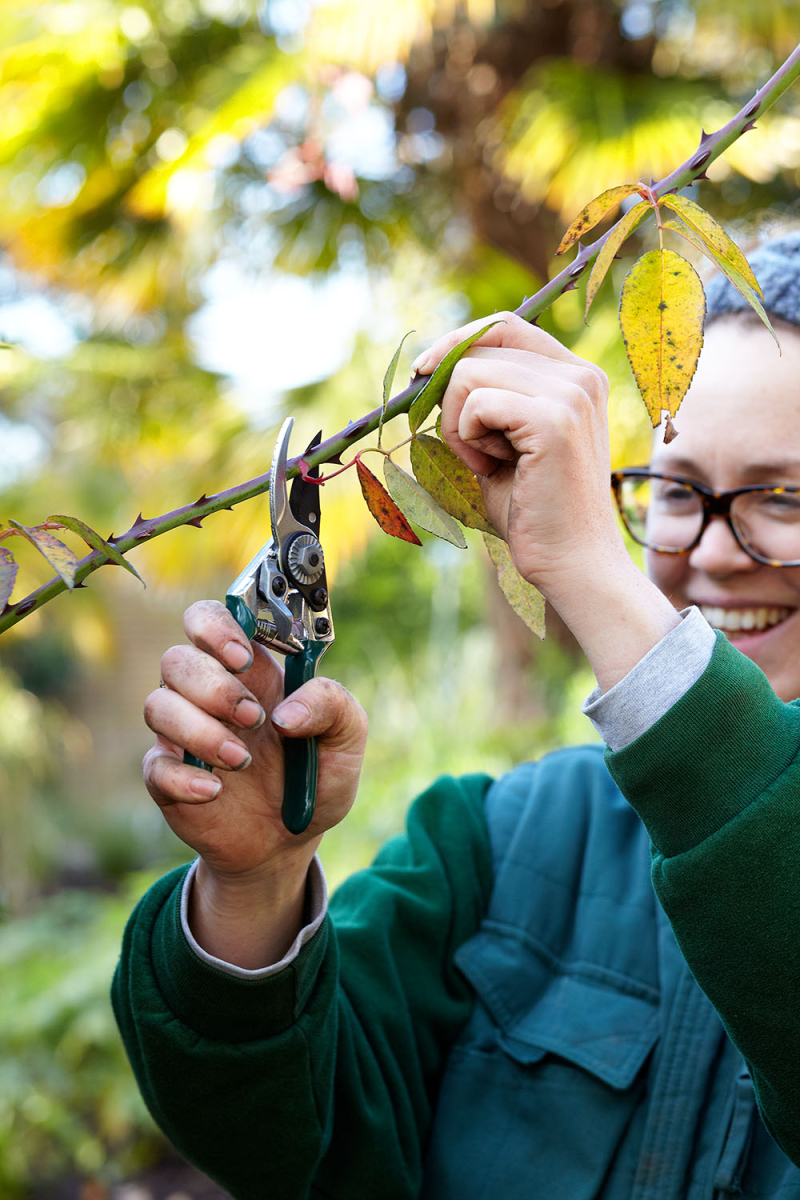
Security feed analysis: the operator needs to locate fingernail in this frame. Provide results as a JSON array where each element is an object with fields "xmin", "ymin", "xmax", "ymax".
[
  {"xmin": 410, "ymin": 352, "xmax": 430, "ymax": 373},
  {"xmin": 219, "ymin": 740, "xmax": 252, "ymax": 769},
  {"xmin": 272, "ymin": 700, "xmax": 309, "ymax": 731},
  {"xmin": 223, "ymin": 641, "xmax": 253, "ymax": 672},
  {"xmin": 191, "ymin": 775, "xmax": 222, "ymax": 798},
  {"xmin": 234, "ymin": 698, "xmax": 265, "ymax": 728}
]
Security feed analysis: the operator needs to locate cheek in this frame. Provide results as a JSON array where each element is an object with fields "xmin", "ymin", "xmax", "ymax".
[{"xmin": 645, "ymin": 548, "xmax": 688, "ymax": 603}]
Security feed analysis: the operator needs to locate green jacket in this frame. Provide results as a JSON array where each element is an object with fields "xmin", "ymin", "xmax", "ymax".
[{"xmin": 112, "ymin": 635, "xmax": 800, "ymax": 1198}]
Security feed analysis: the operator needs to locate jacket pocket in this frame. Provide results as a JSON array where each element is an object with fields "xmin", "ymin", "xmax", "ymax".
[{"xmin": 421, "ymin": 928, "xmax": 659, "ymax": 1200}]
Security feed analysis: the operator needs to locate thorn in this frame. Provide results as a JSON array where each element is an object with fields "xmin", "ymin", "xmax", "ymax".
[
  {"xmin": 327, "ymin": 453, "xmax": 343, "ymax": 465},
  {"xmin": 15, "ymin": 597, "xmax": 35, "ymax": 614},
  {"xmin": 562, "ymin": 280, "xmax": 578, "ymax": 292},
  {"xmin": 694, "ymin": 171, "xmax": 709, "ymax": 182},
  {"xmin": 134, "ymin": 512, "xmax": 146, "ymax": 525},
  {"xmin": 742, "ymin": 119, "xmax": 758, "ymax": 133},
  {"xmin": 107, "ymin": 533, "xmax": 116, "ymax": 543},
  {"xmin": 195, "ymin": 494, "xmax": 210, "ymax": 506},
  {"xmin": 185, "ymin": 517, "xmax": 204, "ymax": 528},
  {"xmin": 699, "ymin": 127, "xmax": 712, "ymax": 144},
  {"xmin": 690, "ymin": 149, "xmax": 711, "ymax": 170},
  {"xmin": 74, "ymin": 581, "xmax": 88, "ymax": 589},
  {"xmin": 743, "ymin": 99, "xmax": 760, "ymax": 119}
]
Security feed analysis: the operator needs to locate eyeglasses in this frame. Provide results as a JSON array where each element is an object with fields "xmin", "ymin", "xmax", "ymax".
[{"xmin": 611, "ymin": 469, "xmax": 800, "ymax": 567}]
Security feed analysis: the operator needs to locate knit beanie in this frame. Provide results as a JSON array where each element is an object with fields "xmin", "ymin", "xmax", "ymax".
[{"xmin": 705, "ymin": 228, "xmax": 800, "ymax": 326}]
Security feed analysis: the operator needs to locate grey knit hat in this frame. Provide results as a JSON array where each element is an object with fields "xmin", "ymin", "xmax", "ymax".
[{"xmin": 705, "ymin": 228, "xmax": 800, "ymax": 326}]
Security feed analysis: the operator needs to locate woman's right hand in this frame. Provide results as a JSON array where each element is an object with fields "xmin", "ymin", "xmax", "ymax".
[{"xmin": 142, "ymin": 599, "xmax": 369, "ymax": 881}]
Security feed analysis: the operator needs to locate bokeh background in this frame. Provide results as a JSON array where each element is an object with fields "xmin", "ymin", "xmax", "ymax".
[{"xmin": 1, "ymin": 0, "xmax": 799, "ymax": 1195}]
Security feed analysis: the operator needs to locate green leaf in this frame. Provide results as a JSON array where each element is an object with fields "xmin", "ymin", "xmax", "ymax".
[
  {"xmin": 658, "ymin": 194, "xmax": 761, "ymax": 296},
  {"xmin": 408, "ymin": 320, "xmax": 504, "ymax": 434},
  {"xmin": 47, "ymin": 514, "xmax": 145, "ymax": 587},
  {"xmin": 483, "ymin": 533, "xmax": 546, "ymax": 638},
  {"xmin": 384, "ymin": 460, "xmax": 468, "ymax": 548},
  {"xmin": 356, "ymin": 460, "xmax": 422, "ymax": 544},
  {"xmin": 662, "ymin": 215, "xmax": 780, "ymax": 351},
  {"xmin": 379, "ymin": 330, "xmax": 415, "ymax": 448},
  {"xmin": 1, "ymin": 520, "xmax": 79, "ymax": 589},
  {"xmin": 584, "ymin": 201, "xmax": 651, "ymax": 319},
  {"xmin": 619, "ymin": 248, "xmax": 706, "ymax": 427},
  {"xmin": 410, "ymin": 435, "xmax": 496, "ymax": 534},
  {"xmin": 0, "ymin": 547, "xmax": 17, "ymax": 609},
  {"xmin": 556, "ymin": 184, "xmax": 644, "ymax": 255}
]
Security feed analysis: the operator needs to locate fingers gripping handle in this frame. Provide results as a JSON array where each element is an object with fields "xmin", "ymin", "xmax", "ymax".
[
  {"xmin": 281, "ymin": 639, "xmax": 329, "ymax": 835},
  {"xmin": 183, "ymin": 596, "xmax": 328, "ymax": 835},
  {"xmin": 182, "ymin": 596, "xmax": 256, "ymax": 773}
]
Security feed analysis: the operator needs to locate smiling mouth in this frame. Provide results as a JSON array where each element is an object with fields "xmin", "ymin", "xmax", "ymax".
[{"xmin": 699, "ymin": 605, "xmax": 794, "ymax": 633}]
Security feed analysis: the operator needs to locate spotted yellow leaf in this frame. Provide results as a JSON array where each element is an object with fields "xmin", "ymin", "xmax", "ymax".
[
  {"xmin": 484, "ymin": 534, "xmax": 545, "ymax": 639},
  {"xmin": 658, "ymin": 194, "xmax": 761, "ymax": 296},
  {"xmin": 662, "ymin": 216, "xmax": 779, "ymax": 351},
  {"xmin": 557, "ymin": 184, "xmax": 644, "ymax": 256},
  {"xmin": 619, "ymin": 248, "xmax": 706, "ymax": 427}
]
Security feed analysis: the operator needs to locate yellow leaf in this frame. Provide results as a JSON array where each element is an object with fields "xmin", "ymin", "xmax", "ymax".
[
  {"xmin": 556, "ymin": 184, "xmax": 644, "ymax": 255},
  {"xmin": 584, "ymin": 200, "xmax": 652, "ymax": 320},
  {"xmin": 662, "ymin": 216, "xmax": 780, "ymax": 352},
  {"xmin": 619, "ymin": 249, "xmax": 705, "ymax": 427},
  {"xmin": 483, "ymin": 534, "xmax": 546, "ymax": 638},
  {"xmin": 657, "ymin": 194, "xmax": 762, "ymax": 296}
]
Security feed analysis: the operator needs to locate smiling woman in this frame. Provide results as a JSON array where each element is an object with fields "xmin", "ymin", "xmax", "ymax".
[
  {"xmin": 114, "ymin": 234, "xmax": 800, "ymax": 1200},
  {"xmin": 643, "ymin": 234, "xmax": 800, "ymax": 700}
]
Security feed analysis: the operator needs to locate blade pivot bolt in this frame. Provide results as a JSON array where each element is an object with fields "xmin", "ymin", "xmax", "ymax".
[
  {"xmin": 272, "ymin": 576, "xmax": 287, "ymax": 597},
  {"xmin": 314, "ymin": 617, "xmax": 331, "ymax": 636}
]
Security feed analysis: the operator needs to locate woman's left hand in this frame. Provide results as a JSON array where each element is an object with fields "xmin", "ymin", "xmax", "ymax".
[
  {"xmin": 414, "ymin": 311, "xmax": 681, "ymax": 690},
  {"xmin": 416, "ymin": 312, "xmax": 624, "ymax": 605}
]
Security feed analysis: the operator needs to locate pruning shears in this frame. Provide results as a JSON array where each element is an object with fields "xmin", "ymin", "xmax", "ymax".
[{"xmin": 185, "ymin": 416, "xmax": 334, "ymax": 835}]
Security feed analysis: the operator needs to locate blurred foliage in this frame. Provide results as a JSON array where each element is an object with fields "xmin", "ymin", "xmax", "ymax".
[
  {"xmin": 0, "ymin": 879, "xmax": 163, "ymax": 1197},
  {"xmin": 1, "ymin": 0, "xmax": 800, "ymax": 1191}
]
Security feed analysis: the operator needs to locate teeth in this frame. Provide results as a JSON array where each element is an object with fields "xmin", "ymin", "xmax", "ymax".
[{"xmin": 699, "ymin": 605, "xmax": 792, "ymax": 633}]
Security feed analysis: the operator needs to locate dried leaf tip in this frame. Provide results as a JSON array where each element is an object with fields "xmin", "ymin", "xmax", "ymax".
[{"xmin": 663, "ymin": 415, "xmax": 679, "ymax": 444}]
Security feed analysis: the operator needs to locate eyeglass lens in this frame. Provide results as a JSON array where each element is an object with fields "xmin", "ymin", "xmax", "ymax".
[{"xmin": 617, "ymin": 477, "xmax": 800, "ymax": 564}]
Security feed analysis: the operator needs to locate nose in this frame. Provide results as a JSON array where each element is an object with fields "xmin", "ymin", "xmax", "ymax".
[{"xmin": 687, "ymin": 514, "xmax": 758, "ymax": 576}]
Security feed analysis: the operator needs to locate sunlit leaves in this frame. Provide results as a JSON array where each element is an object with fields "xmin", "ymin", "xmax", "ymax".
[
  {"xmin": 410, "ymin": 435, "xmax": 495, "ymax": 533},
  {"xmin": 47, "ymin": 515, "xmax": 145, "ymax": 586},
  {"xmin": 661, "ymin": 214, "xmax": 780, "ymax": 349},
  {"xmin": 483, "ymin": 534, "xmax": 545, "ymax": 639},
  {"xmin": 356, "ymin": 460, "xmax": 421, "ymax": 544},
  {"xmin": 584, "ymin": 200, "xmax": 652, "ymax": 319},
  {"xmin": 0, "ymin": 548, "xmax": 17, "ymax": 610},
  {"xmin": 557, "ymin": 184, "xmax": 644, "ymax": 255},
  {"xmin": 619, "ymin": 248, "xmax": 706, "ymax": 427},
  {"xmin": 0, "ymin": 520, "xmax": 79, "ymax": 589},
  {"xmin": 409, "ymin": 320, "xmax": 503, "ymax": 433},
  {"xmin": 384, "ymin": 460, "xmax": 467, "ymax": 548}
]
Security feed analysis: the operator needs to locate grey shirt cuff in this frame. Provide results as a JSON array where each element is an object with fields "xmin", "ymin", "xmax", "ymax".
[
  {"xmin": 180, "ymin": 854, "xmax": 328, "ymax": 979},
  {"xmin": 582, "ymin": 606, "xmax": 716, "ymax": 752}
]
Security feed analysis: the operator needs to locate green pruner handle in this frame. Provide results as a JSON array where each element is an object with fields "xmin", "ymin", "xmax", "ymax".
[
  {"xmin": 281, "ymin": 638, "xmax": 330, "ymax": 835},
  {"xmin": 183, "ymin": 595, "xmax": 256, "ymax": 773}
]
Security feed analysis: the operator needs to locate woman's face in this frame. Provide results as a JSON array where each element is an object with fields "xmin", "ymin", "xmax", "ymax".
[{"xmin": 646, "ymin": 317, "xmax": 800, "ymax": 701}]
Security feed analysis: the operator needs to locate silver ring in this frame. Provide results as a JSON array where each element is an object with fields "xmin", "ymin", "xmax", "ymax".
[{"xmin": 159, "ymin": 678, "xmax": 167, "ymax": 688}]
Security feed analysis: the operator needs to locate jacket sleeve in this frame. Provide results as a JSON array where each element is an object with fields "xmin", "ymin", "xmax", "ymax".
[
  {"xmin": 111, "ymin": 772, "xmax": 493, "ymax": 1200},
  {"xmin": 605, "ymin": 633, "xmax": 800, "ymax": 1164}
]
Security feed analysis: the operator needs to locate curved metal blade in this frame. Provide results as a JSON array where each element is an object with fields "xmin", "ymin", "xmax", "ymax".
[
  {"xmin": 269, "ymin": 416, "xmax": 294, "ymax": 546},
  {"xmin": 290, "ymin": 430, "xmax": 322, "ymax": 533}
]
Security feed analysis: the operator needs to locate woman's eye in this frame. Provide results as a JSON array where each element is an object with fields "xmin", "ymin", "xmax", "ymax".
[
  {"xmin": 655, "ymin": 484, "xmax": 696, "ymax": 506},
  {"xmin": 762, "ymin": 491, "xmax": 800, "ymax": 513}
]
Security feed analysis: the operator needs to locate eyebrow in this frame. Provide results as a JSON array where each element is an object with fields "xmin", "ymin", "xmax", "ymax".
[{"xmin": 654, "ymin": 456, "xmax": 800, "ymax": 483}]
